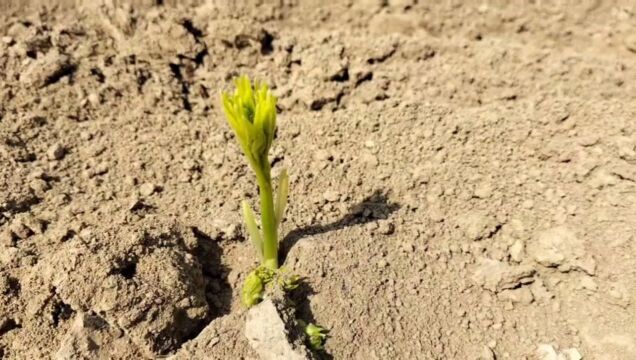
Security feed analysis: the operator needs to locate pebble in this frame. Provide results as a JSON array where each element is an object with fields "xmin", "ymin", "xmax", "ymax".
[
  {"xmin": 522, "ymin": 199, "xmax": 534, "ymax": 209},
  {"xmin": 323, "ymin": 190, "xmax": 340, "ymax": 202},
  {"xmin": 139, "ymin": 183, "xmax": 158, "ymax": 196},
  {"xmin": 562, "ymin": 348, "xmax": 582, "ymax": 360},
  {"xmin": 428, "ymin": 206, "xmax": 445, "ymax": 222},
  {"xmin": 1, "ymin": 36, "xmax": 14, "ymax": 45},
  {"xmin": 456, "ymin": 211, "xmax": 499, "ymax": 241},
  {"xmin": 314, "ymin": 149, "xmax": 332, "ymax": 161},
  {"xmin": 530, "ymin": 279, "xmax": 553, "ymax": 301},
  {"xmin": 182, "ymin": 158, "xmax": 199, "ymax": 171},
  {"xmin": 480, "ymin": 345, "xmax": 495, "ymax": 360},
  {"xmin": 47, "ymin": 143, "xmax": 66, "ymax": 160},
  {"xmin": 471, "ymin": 258, "xmax": 535, "ymax": 292},
  {"xmin": 537, "ymin": 344, "xmax": 559, "ymax": 360},
  {"xmin": 529, "ymin": 226, "xmax": 586, "ymax": 272},
  {"xmin": 378, "ymin": 220, "xmax": 395, "ymax": 235},
  {"xmin": 508, "ymin": 240, "xmax": 524, "ymax": 262},
  {"xmin": 87, "ymin": 93, "xmax": 100, "ymax": 106},
  {"xmin": 377, "ymin": 259, "xmax": 388, "ymax": 268},
  {"xmin": 9, "ymin": 220, "xmax": 33, "ymax": 239},
  {"xmin": 29, "ymin": 178, "xmax": 51, "ymax": 193},
  {"xmin": 474, "ymin": 182, "xmax": 493, "ymax": 199},
  {"xmin": 498, "ymin": 287, "xmax": 534, "ymax": 305},
  {"xmin": 625, "ymin": 34, "xmax": 636, "ymax": 53},
  {"xmin": 578, "ymin": 276, "xmax": 598, "ymax": 291},
  {"xmin": 245, "ymin": 299, "xmax": 313, "ymax": 360}
]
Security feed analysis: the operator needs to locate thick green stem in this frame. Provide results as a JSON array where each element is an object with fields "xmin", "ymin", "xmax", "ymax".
[{"xmin": 256, "ymin": 164, "xmax": 278, "ymax": 269}]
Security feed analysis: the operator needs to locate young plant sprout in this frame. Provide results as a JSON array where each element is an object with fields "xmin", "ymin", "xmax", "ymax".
[
  {"xmin": 221, "ymin": 75, "xmax": 293, "ymax": 305},
  {"xmin": 221, "ymin": 75, "xmax": 327, "ymax": 351}
]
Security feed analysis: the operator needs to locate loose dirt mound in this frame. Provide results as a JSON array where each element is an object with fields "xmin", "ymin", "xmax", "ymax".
[{"xmin": 1, "ymin": 1, "xmax": 635, "ymax": 359}]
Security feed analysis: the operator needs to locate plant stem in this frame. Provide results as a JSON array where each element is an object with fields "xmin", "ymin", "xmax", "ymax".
[{"xmin": 256, "ymin": 164, "xmax": 278, "ymax": 269}]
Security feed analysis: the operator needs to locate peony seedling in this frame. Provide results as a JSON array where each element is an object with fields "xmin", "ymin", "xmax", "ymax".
[
  {"xmin": 222, "ymin": 75, "xmax": 329, "ymax": 351},
  {"xmin": 221, "ymin": 75, "xmax": 291, "ymax": 305}
]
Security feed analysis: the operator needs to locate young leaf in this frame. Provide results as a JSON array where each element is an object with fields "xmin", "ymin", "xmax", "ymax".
[
  {"xmin": 242, "ymin": 200, "xmax": 263, "ymax": 258},
  {"xmin": 275, "ymin": 168, "xmax": 289, "ymax": 226},
  {"xmin": 241, "ymin": 270, "xmax": 265, "ymax": 307}
]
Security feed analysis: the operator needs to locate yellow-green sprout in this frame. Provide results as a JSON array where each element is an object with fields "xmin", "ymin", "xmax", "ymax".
[
  {"xmin": 222, "ymin": 75, "xmax": 286, "ymax": 271},
  {"xmin": 222, "ymin": 75, "xmax": 295, "ymax": 308},
  {"xmin": 297, "ymin": 321, "xmax": 329, "ymax": 350}
]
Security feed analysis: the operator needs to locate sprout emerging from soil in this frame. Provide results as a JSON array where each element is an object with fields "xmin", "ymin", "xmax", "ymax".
[
  {"xmin": 222, "ymin": 76, "xmax": 328, "ymax": 351},
  {"xmin": 300, "ymin": 321, "xmax": 329, "ymax": 350},
  {"xmin": 222, "ymin": 75, "xmax": 285, "ymax": 270},
  {"xmin": 221, "ymin": 75, "xmax": 292, "ymax": 307}
]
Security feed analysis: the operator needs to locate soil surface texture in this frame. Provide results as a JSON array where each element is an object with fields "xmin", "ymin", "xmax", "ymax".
[{"xmin": 1, "ymin": 1, "xmax": 635, "ymax": 359}]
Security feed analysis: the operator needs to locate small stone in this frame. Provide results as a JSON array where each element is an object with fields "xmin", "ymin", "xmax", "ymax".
[
  {"xmin": 530, "ymin": 279, "xmax": 553, "ymax": 301},
  {"xmin": 29, "ymin": 178, "xmax": 51, "ymax": 193},
  {"xmin": 575, "ymin": 256, "xmax": 596, "ymax": 276},
  {"xmin": 509, "ymin": 240, "xmax": 524, "ymax": 262},
  {"xmin": 537, "ymin": 344, "xmax": 559, "ymax": 360},
  {"xmin": 471, "ymin": 258, "xmax": 535, "ymax": 292},
  {"xmin": 377, "ymin": 259, "xmax": 388, "ymax": 268},
  {"xmin": 139, "ymin": 183, "xmax": 157, "ymax": 196},
  {"xmin": 1, "ymin": 36, "xmax": 14, "ymax": 45},
  {"xmin": 578, "ymin": 276, "xmax": 598, "ymax": 291},
  {"xmin": 245, "ymin": 299, "xmax": 312, "ymax": 360},
  {"xmin": 474, "ymin": 182, "xmax": 493, "ymax": 199},
  {"xmin": 480, "ymin": 345, "xmax": 495, "ymax": 360},
  {"xmin": 529, "ymin": 226, "xmax": 586, "ymax": 272},
  {"xmin": 625, "ymin": 34, "xmax": 636, "ymax": 53},
  {"xmin": 55, "ymin": 312, "xmax": 102, "ymax": 359},
  {"xmin": 428, "ymin": 206, "xmax": 445, "ymax": 222},
  {"xmin": 498, "ymin": 287, "xmax": 534, "ymax": 305},
  {"xmin": 364, "ymin": 140, "xmax": 376, "ymax": 148},
  {"xmin": 182, "ymin": 159, "xmax": 199, "ymax": 171},
  {"xmin": 323, "ymin": 190, "xmax": 340, "ymax": 202},
  {"xmin": 561, "ymin": 348, "xmax": 582, "ymax": 360},
  {"xmin": 10, "ymin": 220, "xmax": 33, "ymax": 239},
  {"xmin": 456, "ymin": 211, "xmax": 499, "ymax": 241},
  {"xmin": 314, "ymin": 149, "xmax": 332, "ymax": 161},
  {"xmin": 362, "ymin": 153, "xmax": 379, "ymax": 166},
  {"xmin": 47, "ymin": 143, "xmax": 66, "ymax": 160},
  {"xmin": 87, "ymin": 93, "xmax": 100, "ymax": 106},
  {"xmin": 378, "ymin": 220, "xmax": 395, "ymax": 235}
]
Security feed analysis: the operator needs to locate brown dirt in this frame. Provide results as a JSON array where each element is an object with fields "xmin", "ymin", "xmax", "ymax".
[{"xmin": 1, "ymin": 1, "xmax": 635, "ymax": 359}]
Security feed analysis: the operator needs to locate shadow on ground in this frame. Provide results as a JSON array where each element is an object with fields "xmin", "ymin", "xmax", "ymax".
[{"xmin": 280, "ymin": 189, "xmax": 401, "ymax": 264}]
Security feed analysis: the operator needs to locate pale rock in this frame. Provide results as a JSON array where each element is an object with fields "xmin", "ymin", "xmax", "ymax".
[
  {"xmin": 498, "ymin": 287, "xmax": 534, "ymax": 305},
  {"xmin": 323, "ymin": 190, "xmax": 340, "ymax": 202},
  {"xmin": 139, "ymin": 183, "xmax": 157, "ymax": 197},
  {"xmin": 456, "ymin": 211, "xmax": 499, "ymax": 241},
  {"xmin": 537, "ymin": 344, "xmax": 559, "ymax": 360},
  {"xmin": 561, "ymin": 348, "xmax": 582, "ymax": 360},
  {"xmin": 474, "ymin": 182, "xmax": 493, "ymax": 199},
  {"xmin": 509, "ymin": 240, "xmax": 524, "ymax": 262},
  {"xmin": 578, "ymin": 276, "xmax": 598, "ymax": 291},
  {"xmin": 471, "ymin": 258, "xmax": 535, "ymax": 292},
  {"xmin": 378, "ymin": 220, "xmax": 395, "ymax": 235},
  {"xmin": 530, "ymin": 278, "xmax": 553, "ymax": 301},
  {"xmin": 47, "ymin": 143, "xmax": 66, "ymax": 160},
  {"xmin": 479, "ymin": 345, "xmax": 495, "ymax": 360},
  {"xmin": 529, "ymin": 226, "xmax": 593, "ymax": 274},
  {"xmin": 245, "ymin": 299, "xmax": 313, "ymax": 360},
  {"xmin": 55, "ymin": 313, "xmax": 101, "ymax": 359}
]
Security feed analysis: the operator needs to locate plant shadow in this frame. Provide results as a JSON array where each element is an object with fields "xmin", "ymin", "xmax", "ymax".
[{"xmin": 279, "ymin": 189, "xmax": 401, "ymax": 264}]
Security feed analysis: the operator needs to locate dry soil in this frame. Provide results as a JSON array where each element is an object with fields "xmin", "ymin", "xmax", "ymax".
[{"xmin": 1, "ymin": 1, "xmax": 635, "ymax": 359}]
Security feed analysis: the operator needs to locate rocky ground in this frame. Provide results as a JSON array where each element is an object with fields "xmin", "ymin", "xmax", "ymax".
[{"xmin": 1, "ymin": 1, "xmax": 635, "ymax": 359}]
